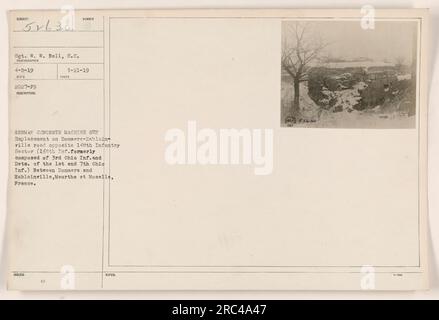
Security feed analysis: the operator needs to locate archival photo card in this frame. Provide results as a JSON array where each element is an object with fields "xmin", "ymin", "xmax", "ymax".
[{"xmin": 6, "ymin": 9, "xmax": 429, "ymax": 291}]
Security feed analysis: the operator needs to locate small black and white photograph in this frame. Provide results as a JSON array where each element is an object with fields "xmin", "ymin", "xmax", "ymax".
[{"xmin": 281, "ymin": 20, "xmax": 418, "ymax": 128}]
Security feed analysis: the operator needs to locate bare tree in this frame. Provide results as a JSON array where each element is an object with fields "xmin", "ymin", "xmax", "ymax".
[{"xmin": 282, "ymin": 22, "xmax": 328, "ymax": 117}]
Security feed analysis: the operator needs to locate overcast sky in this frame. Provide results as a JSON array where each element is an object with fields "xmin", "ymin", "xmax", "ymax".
[{"xmin": 282, "ymin": 20, "xmax": 418, "ymax": 64}]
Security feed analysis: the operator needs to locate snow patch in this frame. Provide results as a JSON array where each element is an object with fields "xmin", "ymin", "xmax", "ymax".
[{"xmin": 397, "ymin": 74, "xmax": 411, "ymax": 81}]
